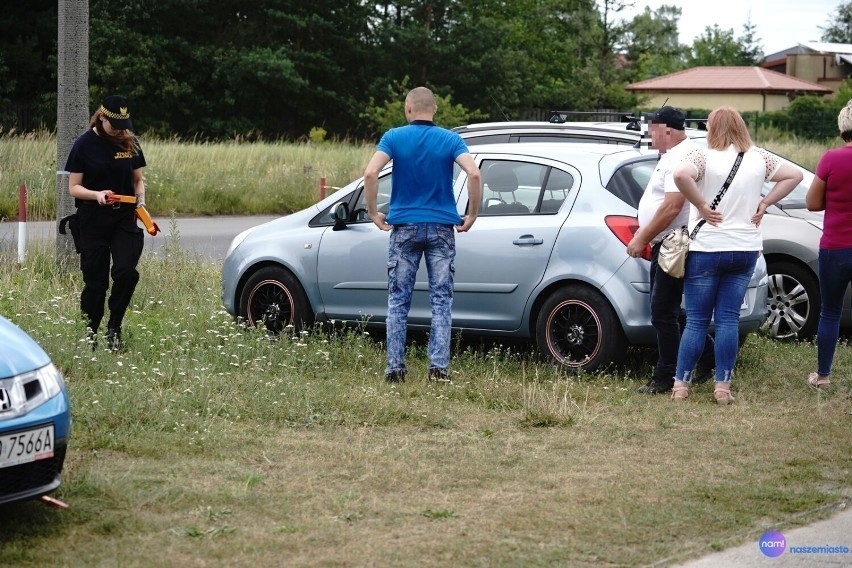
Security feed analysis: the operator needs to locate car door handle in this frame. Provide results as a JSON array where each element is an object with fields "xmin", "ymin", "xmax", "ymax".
[{"xmin": 513, "ymin": 234, "xmax": 543, "ymax": 246}]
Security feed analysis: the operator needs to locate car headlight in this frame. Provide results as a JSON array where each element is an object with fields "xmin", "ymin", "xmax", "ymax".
[
  {"xmin": 36, "ymin": 363, "xmax": 65, "ymax": 400},
  {"xmin": 225, "ymin": 227, "xmax": 254, "ymax": 258},
  {"xmin": 0, "ymin": 363, "xmax": 65, "ymax": 420}
]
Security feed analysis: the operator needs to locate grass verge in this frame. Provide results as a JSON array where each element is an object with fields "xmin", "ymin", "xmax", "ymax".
[{"xmin": 0, "ymin": 246, "xmax": 850, "ymax": 567}]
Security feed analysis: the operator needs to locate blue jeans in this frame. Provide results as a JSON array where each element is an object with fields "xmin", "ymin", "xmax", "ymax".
[
  {"xmin": 386, "ymin": 223, "xmax": 456, "ymax": 375},
  {"xmin": 816, "ymin": 248, "xmax": 852, "ymax": 376},
  {"xmin": 676, "ymin": 250, "xmax": 758, "ymax": 384}
]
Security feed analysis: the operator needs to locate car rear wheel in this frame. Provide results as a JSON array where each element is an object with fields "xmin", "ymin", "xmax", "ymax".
[
  {"xmin": 763, "ymin": 261, "xmax": 819, "ymax": 341},
  {"xmin": 239, "ymin": 266, "xmax": 313, "ymax": 334},
  {"xmin": 535, "ymin": 285, "xmax": 626, "ymax": 372}
]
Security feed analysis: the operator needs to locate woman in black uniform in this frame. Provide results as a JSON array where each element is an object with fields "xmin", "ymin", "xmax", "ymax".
[{"xmin": 65, "ymin": 95, "xmax": 146, "ymax": 351}]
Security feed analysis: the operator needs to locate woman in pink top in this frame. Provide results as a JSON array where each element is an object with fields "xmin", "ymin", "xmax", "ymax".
[{"xmin": 804, "ymin": 100, "xmax": 852, "ymax": 391}]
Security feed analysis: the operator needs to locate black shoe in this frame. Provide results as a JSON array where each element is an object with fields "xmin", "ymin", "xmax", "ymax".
[
  {"xmin": 106, "ymin": 328, "xmax": 122, "ymax": 352},
  {"xmin": 385, "ymin": 370, "xmax": 406, "ymax": 383},
  {"xmin": 428, "ymin": 368, "xmax": 450, "ymax": 382},
  {"xmin": 86, "ymin": 329, "xmax": 98, "ymax": 351},
  {"xmin": 638, "ymin": 379, "xmax": 673, "ymax": 394}
]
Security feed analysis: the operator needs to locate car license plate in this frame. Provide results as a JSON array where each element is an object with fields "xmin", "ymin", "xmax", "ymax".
[{"xmin": 0, "ymin": 425, "xmax": 54, "ymax": 469}]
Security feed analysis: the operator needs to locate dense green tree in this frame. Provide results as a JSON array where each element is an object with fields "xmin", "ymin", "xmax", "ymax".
[
  {"xmin": 596, "ymin": 0, "xmax": 631, "ymax": 82},
  {"xmin": 820, "ymin": 0, "xmax": 852, "ymax": 43},
  {"xmin": 690, "ymin": 25, "xmax": 740, "ymax": 66},
  {"xmin": 688, "ymin": 19, "xmax": 764, "ymax": 66},
  {"xmin": 5, "ymin": 0, "xmax": 770, "ymax": 139},
  {"xmin": 88, "ymin": 0, "xmax": 373, "ymax": 139},
  {"xmin": 623, "ymin": 5, "xmax": 688, "ymax": 80},
  {"xmin": 0, "ymin": 0, "xmax": 57, "ymax": 131},
  {"xmin": 738, "ymin": 18, "xmax": 764, "ymax": 64}
]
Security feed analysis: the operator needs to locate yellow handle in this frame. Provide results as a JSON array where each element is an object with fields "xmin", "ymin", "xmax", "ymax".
[{"xmin": 135, "ymin": 205, "xmax": 160, "ymax": 236}]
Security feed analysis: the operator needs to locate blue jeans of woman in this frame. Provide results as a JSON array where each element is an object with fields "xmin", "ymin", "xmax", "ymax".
[
  {"xmin": 386, "ymin": 223, "xmax": 455, "ymax": 376},
  {"xmin": 816, "ymin": 247, "xmax": 852, "ymax": 376},
  {"xmin": 676, "ymin": 250, "xmax": 758, "ymax": 384}
]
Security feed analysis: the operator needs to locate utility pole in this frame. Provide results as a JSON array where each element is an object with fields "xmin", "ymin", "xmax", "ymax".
[{"xmin": 56, "ymin": 0, "xmax": 89, "ymax": 269}]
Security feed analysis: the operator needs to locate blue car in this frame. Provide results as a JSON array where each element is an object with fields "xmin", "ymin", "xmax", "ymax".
[{"xmin": 0, "ymin": 315, "xmax": 71, "ymax": 506}]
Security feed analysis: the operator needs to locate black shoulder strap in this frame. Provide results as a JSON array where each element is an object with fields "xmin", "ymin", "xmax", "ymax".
[{"xmin": 690, "ymin": 151, "xmax": 745, "ymax": 239}]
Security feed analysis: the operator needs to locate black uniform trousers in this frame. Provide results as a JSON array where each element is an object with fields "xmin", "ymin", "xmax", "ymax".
[{"xmin": 76, "ymin": 204, "xmax": 144, "ymax": 333}]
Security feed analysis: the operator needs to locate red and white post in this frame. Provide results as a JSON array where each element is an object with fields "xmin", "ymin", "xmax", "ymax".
[{"xmin": 17, "ymin": 184, "xmax": 26, "ymax": 265}]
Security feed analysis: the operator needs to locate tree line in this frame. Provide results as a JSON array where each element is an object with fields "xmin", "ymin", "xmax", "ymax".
[{"xmin": 1, "ymin": 0, "xmax": 849, "ymax": 141}]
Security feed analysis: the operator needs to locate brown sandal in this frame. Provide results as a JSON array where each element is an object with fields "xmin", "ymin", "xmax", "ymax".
[
  {"xmin": 714, "ymin": 384, "xmax": 736, "ymax": 405},
  {"xmin": 807, "ymin": 372, "xmax": 831, "ymax": 391},
  {"xmin": 671, "ymin": 381, "xmax": 689, "ymax": 401}
]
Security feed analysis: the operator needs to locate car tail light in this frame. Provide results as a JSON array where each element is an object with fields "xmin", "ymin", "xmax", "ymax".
[{"xmin": 605, "ymin": 215, "xmax": 651, "ymax": 261}]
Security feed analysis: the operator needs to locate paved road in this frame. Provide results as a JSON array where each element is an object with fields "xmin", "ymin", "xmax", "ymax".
[
  {"xmin": 674, "ymin": 502, "xmax": 852, "ymax": 568},
  {"xmin": 0, "ymin": 215, "xmax": 280, "ymax": 263}
]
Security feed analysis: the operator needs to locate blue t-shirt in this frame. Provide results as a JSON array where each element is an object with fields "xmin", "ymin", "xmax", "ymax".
[{"xmin": 376, "ymin": 120, "xmax": 468, "ymax": 225}]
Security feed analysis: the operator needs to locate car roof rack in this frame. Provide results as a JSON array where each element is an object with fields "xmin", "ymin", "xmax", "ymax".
[
  {"xmin": 548, "ymin": 110, "xmax": 708, "ymax": 131},
  {"xmin": 547, "ymin": 110, "xmax": 635, "ymax": 124}
]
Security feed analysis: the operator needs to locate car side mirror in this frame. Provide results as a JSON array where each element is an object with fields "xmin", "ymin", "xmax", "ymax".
[{"xmin": 332, "ymin": 202, "xmax": 350, "ymax": 231}]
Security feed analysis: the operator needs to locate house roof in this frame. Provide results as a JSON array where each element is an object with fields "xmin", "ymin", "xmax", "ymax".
[
  {"xmin": 799, "ymin": 41, "xmax": 852, "ymax": 54},
  {"xmin": 626, "ymin": 66, "xmax": 832, "ymax": 94},
  {"xmin": 764, "ymin": 42, "xmax": 852, "ymax": 63}
]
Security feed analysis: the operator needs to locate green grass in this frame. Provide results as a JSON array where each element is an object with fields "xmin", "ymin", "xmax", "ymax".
[
  {"xmin": 0, "ymin": 131, "xmax": 375, "ymax": 221},
  {"xmin": 0, "ymin": 246, "xmax": 850, "ymax": 567},
  {"xmin": 0, "ymin": 130, "xmax": 836, "ymax": 222}
]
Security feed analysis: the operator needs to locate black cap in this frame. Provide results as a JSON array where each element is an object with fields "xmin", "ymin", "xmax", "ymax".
[
  {"xmin": 650, "ymin": 106, "xmax": 685, "ymax": 131},
  {"xmin": 99, "ymin": 95, "xmax": 134, "ymax": 131}
]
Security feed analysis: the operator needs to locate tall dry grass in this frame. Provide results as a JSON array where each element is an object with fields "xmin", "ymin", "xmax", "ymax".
[
  {"xmin": 0, "ymin": 131, "xmax": 374, "ymax": 220},
  {"xmin": 1, "ymin": 130, "xmax": 839, "ymax": 222}
]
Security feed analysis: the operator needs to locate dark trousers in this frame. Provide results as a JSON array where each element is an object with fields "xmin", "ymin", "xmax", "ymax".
[
  {"xmin": 650, "ymin": 242, "xmax": 684, "ymax": 383},
  {"xmin": 77, "ymin": 206, "xmax": 143, "ymax": 333}
]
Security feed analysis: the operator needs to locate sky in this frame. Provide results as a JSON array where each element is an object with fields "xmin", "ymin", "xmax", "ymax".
[{"xmin": 620, "ymin": 0, "xmax": 845, "ymax": 56}]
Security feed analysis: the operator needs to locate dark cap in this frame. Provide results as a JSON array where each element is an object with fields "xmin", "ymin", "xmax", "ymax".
[
  {"xmin": 99, "ymin": 95, "xmax": 134, "ymax": 131},
  {"xmin": 650, "ymin": 106, "xmax": 685, "ymax": 131}
]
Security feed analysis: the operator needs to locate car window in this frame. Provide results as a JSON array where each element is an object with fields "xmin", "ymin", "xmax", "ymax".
[
  {"xmin": 761, "ymin": 154, "xmax": 815, "ymax": 209},
  {"xmin": 462, "ymin": 133, "xmax": 511, "ymax": 145},
  {"xmin": 605, "ymin": 160, "xmax": 656, "ymax": 209},
  {"xmin": 479, "ymin": 159, "xmax": 574, "ymax": 215},
  {"xmin": 311, "ymin": 165, "xmax": 464, "ymax": 226},
  {"xmin": 514, "ymin": 134, "xmax": 634, "ymax": 145}
]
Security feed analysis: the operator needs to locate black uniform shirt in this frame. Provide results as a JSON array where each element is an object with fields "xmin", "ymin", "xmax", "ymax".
[{"xmin": 65, "ymin": 129, "xmax": 147, "ymax": 207}]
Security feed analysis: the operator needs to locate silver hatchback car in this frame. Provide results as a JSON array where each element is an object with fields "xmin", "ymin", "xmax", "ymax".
[
  {"xmin": 222, "ymin": 142, "xmax": 767, "ymax": 372},
  {"xmin": 453, "ymin": 119, "xmax": 850, "ymax": 340}
]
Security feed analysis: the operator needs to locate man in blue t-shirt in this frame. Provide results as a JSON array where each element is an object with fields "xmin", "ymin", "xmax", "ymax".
[{"xmin": 364, "ymin": 87, "xmax": 482, "ymax": 383}]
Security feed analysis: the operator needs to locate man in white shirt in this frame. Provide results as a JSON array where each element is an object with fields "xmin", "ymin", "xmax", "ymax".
[{"xmin": 627, "ymin": 106, "xmax": 711, "ymax": 393}]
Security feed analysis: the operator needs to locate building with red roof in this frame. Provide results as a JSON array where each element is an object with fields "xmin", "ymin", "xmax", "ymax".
[{"xmin": 626, "ymin": 66, "xmax": 832, "ymax": 112}]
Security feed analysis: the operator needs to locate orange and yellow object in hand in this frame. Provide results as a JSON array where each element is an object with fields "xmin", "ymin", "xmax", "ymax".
[{"xmin": 135, "ymin": 205, "xmax": 160, "ymax": 236}]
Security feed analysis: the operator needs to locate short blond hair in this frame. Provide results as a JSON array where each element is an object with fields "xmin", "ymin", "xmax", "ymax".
[
  {"xmin": 838, "ymin": 100, "xmax": 852, "ymax": 140},
  {"xmin": 405, "ymin": 87, "xmax": 437, "ymax": 114},
  {"xmin": 706, "ymin": 106, "xmax": 753, "ymax": 152}
]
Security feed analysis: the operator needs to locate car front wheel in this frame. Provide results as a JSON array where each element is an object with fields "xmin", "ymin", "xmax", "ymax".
[
  {"xmin": 238, "ymin": 266, "xmax": 314, "ymax": 334},
  {"xmin": 763, "ymin": 261, "xmax": 819, "ymax": 341},
  {"xmin": 535, "ymin": 285, "xmax": 626, "ymax": 372}
]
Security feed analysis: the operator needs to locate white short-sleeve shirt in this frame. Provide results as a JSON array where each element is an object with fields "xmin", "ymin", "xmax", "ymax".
[
  {"xmin": 687, "ymin": 145, "xmax": 781, "ymax": 252},
  {"xmin": 637, "ymin": 137, "xmax": 704, "ymax": 243}
]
